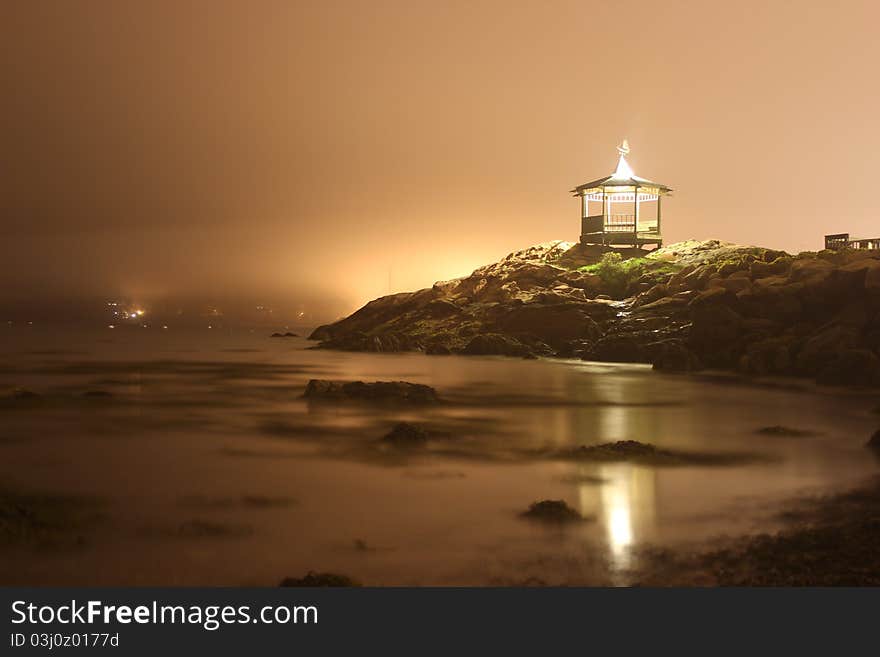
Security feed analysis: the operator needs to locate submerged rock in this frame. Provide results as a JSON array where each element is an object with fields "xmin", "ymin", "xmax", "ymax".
[
  {"xmin": 10, "ymin": 388, "xmax": 39, "ymax": 400},
  {"xmin": 279, "ymin": 572, "xmax": 361, "ymax": 587},
  {"xmin": 755, "ymin": 425, "xmax": 817, "ymax": 438},
  {"xmin": 82, "ymin": 390, "xmax": 113, "ymax": 398},
  {"xmin": 381, "ymin": 422, "xmax": 428, "ymax": 448},
  {"xmin": 303, "ymin": 379, "xmax": 439, "ymax": 403},
  {"xmin": 520, "ymin": 500, "xmax": 584, "ymax": 523},
  {"xmin": 555, "ymin": 440, "xmax": 759, "ymax": 466}
]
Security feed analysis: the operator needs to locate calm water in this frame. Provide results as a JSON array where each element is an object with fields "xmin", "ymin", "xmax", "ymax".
[{"xmin": 1, "ymin": 325, "xmax": 878, "ymax": 585}]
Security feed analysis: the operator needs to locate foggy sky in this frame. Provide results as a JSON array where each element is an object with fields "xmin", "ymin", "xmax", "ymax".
[{"xmin": 3, "ymin": 1, "xmax": 880, "ymax": 314}]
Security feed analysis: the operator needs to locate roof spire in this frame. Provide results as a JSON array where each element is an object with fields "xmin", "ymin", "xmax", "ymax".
[{"xmin": 612, "ymin": 139, "xmax": 634, "ymax": 179}]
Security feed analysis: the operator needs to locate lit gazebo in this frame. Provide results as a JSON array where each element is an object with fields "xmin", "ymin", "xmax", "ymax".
[{"xmin": 571, "ymin": 140, "xmax": 672, "ymax": 248}]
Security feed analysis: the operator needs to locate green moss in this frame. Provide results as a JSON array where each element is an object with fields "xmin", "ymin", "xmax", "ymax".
[{"xmin": 577, "ymin": 253, "xmax": 681, "ymax": 298}]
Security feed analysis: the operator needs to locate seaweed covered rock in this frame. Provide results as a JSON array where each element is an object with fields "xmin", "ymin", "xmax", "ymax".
[
  {"xmin": 520, "ymin": 500, "xmax": 584, "ymax": 524},
  {"xmin": 279, "ymin": 571, "xmax": 360, "ymax": 587},
  {"xmin": 303, "ymin": 380, "xmax": 439, "ymax": 403},
  {"xmin": 381, "ymin": 422, "xmax": 429, "ymax": 448}
]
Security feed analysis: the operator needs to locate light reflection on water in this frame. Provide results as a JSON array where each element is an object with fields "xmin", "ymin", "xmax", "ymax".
[{"xmin": 0, "ymin": 326, "xmax": 878, "ymax": 586}]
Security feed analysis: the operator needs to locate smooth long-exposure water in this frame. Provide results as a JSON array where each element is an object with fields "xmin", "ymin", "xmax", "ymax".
[{"xmin": 1, "ymin": 325, "xmax": 877, "ymax": 585}]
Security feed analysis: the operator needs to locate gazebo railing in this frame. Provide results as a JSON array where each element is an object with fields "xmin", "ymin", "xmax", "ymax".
[
  {"xmin": 581, "ymin": 214, "xmax": 660, "ymax": 237},
  {"xmin": 603, "ymin": 214, "xmax": 658, "ymax": 233}
]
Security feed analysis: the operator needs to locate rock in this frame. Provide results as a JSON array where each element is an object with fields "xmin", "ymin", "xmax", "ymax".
[
  {"xmin": 556, "ymin": 440, "xmax": 758, "ymax": 466},
  {"xmin": 495, "ymin": 305, "xmax": 602, "ymax": 345},
  {"xmin": 462, "ymin": 334, "xmax": 534, "ymax": 357},
  {"xmin": 303, "ymin": 380, "xmax": 439, "ymax": 403},
  {"xmin": 270, "ymin": 332, "xmax": 285, "ymax": 338},
  {"xmin": 689, "ymin": 303, "xmax": 744, "ymax": 367},
  {"xmin": 279, "ymin": 572, "xmax": 360, "ymax": 587},
  {"xmin": 381, "ymin": 422, "xmax": 428, "ymax": 448},
  {"xmin": 867, "ymin": 430, "xmax": 880, "ymax": 449},
  {"xmin": 652, "ymin": 341, "xmax": 702, "ymax": 372},
  {"xmin": 738, "ymin": 337, "xmax": 794, "ymax": 376},
  {"xmin": 10, "ymin": 388, "xmax": 39, "ymax": 400},
  {"xmin": 300, "ymin": 239, "xmax": 880, "ymax": 386},
  {"xmin": 520, "ymin": 500, "xmax": 584, "ymax": 523},
  {"xmin": 589, "ymin": 334, "xmax": 649, "ymax": 363},
  {"xmin": 816, "ymin": 349, "xmax": 880, "ymax": 387},
  {"xmin": 755, "ymin": 425, "xmax": 817, "ymax": 437},
  {"xmin": 284, "ymin": 332, "xmax": 299, "ymax": 337},
  {"xmin": 795, "ymin": 325, "xmax": 858, "ymax": 375},
  {"xmin": 82, "ymin": 390, "xmax": 113, "ymax": 398},
  {"xmin": 308, "ymin": 325, "xmax": 333, "ymax": 341},
  {"xmin": 750, "ymin": 256, "xmax": 792, "ymax": 279},
  {"xmin": 560, "ymin": 440, "xmax": 674, "ymax": 462}
]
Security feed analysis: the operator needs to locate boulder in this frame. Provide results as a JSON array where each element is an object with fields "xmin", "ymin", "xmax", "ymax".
[
  {"xmin": 738, "ymin": 337, "xmax": 794, "ymax": 376},
  {"xmin": 795, "ymin": 325, "xmax": 858, "ymax": 375},
  {"xmin": 495, "ymin": 305, "xmax": 601, "ymax": 345}
]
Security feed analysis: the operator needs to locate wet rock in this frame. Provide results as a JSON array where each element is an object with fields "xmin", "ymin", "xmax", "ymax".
[
  {"xmin": 495, "ymin": 305, "xmax": 602, "ymax": 345},
  {"xmin": 652, "ymin": 341, "xmax": 702, "ymax": 372},
  {"xmin": 279, "ymin": 572, "xmax": 361, "ymax": 587},
  {"xmin": 10, "ymin": 388, "xmax": 40, "ymax": 400},
  {"xmin": 561, "ymin": 440, "xmax": 674, "ymax": 462},
  {"xmin": 755, "ymin": 426, "xmax": 817, "ymax": 438},
  {"xmin": 462, "ymin": 333, "xmax": 534, "ymax": 357},
  {"xmin": 520, "ymin": 500, "xmax": 584, "ymax": 523},
  {"xmin": 176, "ymin": 520, "xmax": 253, "ymax": 538},
  {"xmin": 303, "ymin": 379, "xmax": 439, "ymax": 403},
  {"xmin": 425, "ymin": 343, "xmax": 452, "ymax": 355},
  {"xmin": 588, "ymin": 334, "xmax": 649, "ymax": 363},
  {"xmin": 555, "ymin": 440, "xmax": 759, "ymax": 466},
  {"xmin": 738, "ymin": 337, "xmax": 794, "ymax": 376},
  {"xmin": 82, "ymin": 390, "xmax": 113, "ymax": 398},
  {"xmin": 381, "ymin": 422, "xmax": 428, "ymax": 448},
  {"xmin": 816, "ymin": 349, "xmax": 880, "ymax": 387},
  {"xmin": 308, "ymin": 325, "xmax": 333, "ymax": 341}
]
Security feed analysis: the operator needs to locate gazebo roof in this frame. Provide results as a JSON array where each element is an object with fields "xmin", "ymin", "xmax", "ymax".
[{"xmin": 571, "ymin": 144, "xmax": 672, "ymax": 195}]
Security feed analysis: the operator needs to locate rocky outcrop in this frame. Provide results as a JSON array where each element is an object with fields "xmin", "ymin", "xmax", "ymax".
[{"xmin": 309, "ymin": 239, "xmax": 880, "ymax": 387}]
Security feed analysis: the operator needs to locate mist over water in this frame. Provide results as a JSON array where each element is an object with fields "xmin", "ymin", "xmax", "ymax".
[{"xmin": 1, "ymin": 325, "xmax": 876, "ymax": 586}]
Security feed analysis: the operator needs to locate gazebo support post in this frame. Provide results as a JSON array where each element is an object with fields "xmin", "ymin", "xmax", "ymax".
[{"xmin": 634, "ymin": 185, "xmax": 640, "ymax": 244}]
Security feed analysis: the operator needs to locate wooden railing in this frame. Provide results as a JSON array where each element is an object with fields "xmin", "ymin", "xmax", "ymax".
[{"xmin": 581, "ymin": 214, "xmax": 659, "ymax": 236}]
